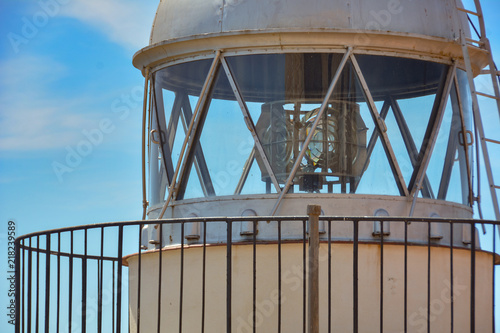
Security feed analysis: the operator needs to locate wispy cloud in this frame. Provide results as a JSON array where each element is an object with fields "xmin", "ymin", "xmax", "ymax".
[
  {"xmin": 60, "ymin": 0, "xmax": 156, "ymax": 50},
  {"xmin": 0, "ymin": 55, "xmax": 99, "ymax": 151}
]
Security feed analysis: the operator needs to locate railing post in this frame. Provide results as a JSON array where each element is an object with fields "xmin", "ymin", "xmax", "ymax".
[{"xmin": 308, "ymin": 205, "xmax": 321, "ymax": 333}]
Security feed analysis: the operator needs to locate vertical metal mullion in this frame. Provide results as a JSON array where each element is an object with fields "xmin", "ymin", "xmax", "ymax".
[
  {"xmin": 353, "ymin": 220, "xmax": 359, "ymax": 333},
  {"xmin": 227, "ymin": 221, "xmax": 233, "ymax": 333},
  {"xmin": 179, "ymin": 222, "xmax": 185, "ymax": 333},
  {"xmin": 116, "ymin": 226, "xmax": 123, "ymax": 333},
  {"xmin": 427, "ymin": 222, "xmax": 431, "ymax": 333},
  {"xmin": 137, "ymin": 225, "xmax": 142, "ymax": 333},
  {"xmin": 328, "ymin": 220, "xmax": 332, "ymax": 333},
  {"xmin": 82, "ymin": 230, "xmax": 87, "ymax": 333},
  {"xmin": 470, "ymin": 222, "xmax": 476, "ymax": 333},
  {"xmin": 45, "ymin": 235, "xmax": 51, "ymax": 333},
  {"xmin": 252, "ymin": 220, "xmax": 257, "ymax": 333},
  {"xmin": 278, "ymin": 220, "xmax": 282, "ymax": 333},
  {"xmin": 302, "ymin": 220, "xmax": 307, "ymax": 333},
  {"xmin": 157, "ymin": 223, "xmax": 163, "ymax": 333},
  {"xmin": 202, "ymin": 220, "xmax": 207, "ymax": 333},
  {"xmin": 452, "ymin": 74, "xmax": 474, "ymax": 205}
]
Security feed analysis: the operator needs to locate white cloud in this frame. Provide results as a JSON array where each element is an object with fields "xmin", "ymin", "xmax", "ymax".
[
  {"xmin": 59, "ymin": 0, "xmax": 157, "ymax": 50},
  {"xmin": 0, "ymin": 55, "xmax": 99, "ymax": 151}
]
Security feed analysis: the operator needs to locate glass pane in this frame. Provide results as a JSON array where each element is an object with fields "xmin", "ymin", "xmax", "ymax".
[
  {"xmin": 228, "ymin": 54, "xmax": 404, "ymax": 195},
  {"xmin": 353, "ymin": 101, "xmax": 401, "ymax": 196},
  {"xmin": 179, "ymin": 68, "xmax": 262, "ymax": 198},
  {"xmin": 355, "ymin": 54, "xmax": 450, "ymax": 198},
  {"xmin": 152, "ymin": 59, "xmax": 213, "ymax": 203},
  {"xmin": 426, "ymin": 79, "xmax": 471, "ymax": 205},
  {"xmin": 384, "ymin": 106, "xmax": 414, "ymax": 186}
]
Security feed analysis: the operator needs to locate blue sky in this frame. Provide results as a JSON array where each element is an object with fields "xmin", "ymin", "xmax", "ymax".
[{"xmin": 0, "ymin": 0, "xmax": 500, "ymax": 331}]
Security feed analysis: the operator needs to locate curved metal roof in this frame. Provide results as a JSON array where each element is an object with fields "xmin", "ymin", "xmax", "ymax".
[{"xmin": 149, "ymin": 0, "xmax": 464, "ymax": 44}]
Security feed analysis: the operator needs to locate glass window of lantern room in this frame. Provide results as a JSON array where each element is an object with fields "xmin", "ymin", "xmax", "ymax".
[
  {"xmin": 426, "ymin": 69, "xmax": 473, "ymax": 205},
  {"xmin": 223, "ymin": 52, "xmax": 408, "ymax": 196},
  {"xmin": 151, "ymin": 59, "xmax": 213, "ymax": 204},
  {"xmin": 152, "ymin": 52, "xmax": 473, "ymax": 204},
  {"xmin": 176, "ymin": 65, "xmax": 263, "ymax": 199},
  {"xmin": 354, "ymin": 54, "xmax": 461, "ymax": 201}
]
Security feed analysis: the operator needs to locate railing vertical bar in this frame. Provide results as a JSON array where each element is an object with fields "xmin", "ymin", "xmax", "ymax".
[
  {"xmin": 44, "ymin": 235, "xmax": 51, "ymax": 333},
  {"xmin": 253, "ymin": 220, "xmax": 257, "ymax": 333},
  {"xmin": 98, "ymin": 227, "xmax": 104, "ymax": 333},
  {"xmin": 21, "ymin": 239, "xmax": 25, "ymax": 333},
  {"xmin": 137, "ymin": 225, "xmax": 142, "ymax": 333},
  {"xmin": 278, "ymin": 219, "xmax": 282, "ymax": 333},
  {"xmin": 227, "ymin": 221, "xmax": 233, "ymax": 333},
  {"xmin": 353, "ymin": 220, "xmax": 359, "ymax": 333},
  {"xmin": 112, "ymin": 261, "xmax": 115, "ymax": 333},
  {"xmin": 27, "ymin": 238, "xmax": 32, "ymax": 333},
  {"xmin": 303, "ymin": 220, "xmax": 307, "ymax": 333},
  {"xmin": 179, "ymin": 222, "xmax": 185, "ymax": 333},
  {"xmin": 450, "ymin": 222, "xmax": 454, "ymax": 333},
  {"xmin": 82, "ymin": 229, "xmax": 87, "ymax": 333},
  {"xmin": 493, "ymin": 224, "xmax": 496, "ymax": 333},
  {"xmin": 202, "ymin": 221, "xmax": 207, "ymax": 333},
  {"xmin": 380, "ymin": 220, "xmax": 384, "ymax": 333},
  {"xmin": 157, "ymin": 223, "xmax": 163, "ymax": 333},
  {"xmin": 471, "ymin": 222, "xmax": 476, "ymax": 333},
  {"xmin": 95, "ymin": 255, "xmax": 99, "ymax": 333},
  {"xmin": 427, "ymin": 222, "xmax": 431, "ymax": 333},
  {"xmin": 404, "ymin": 221, "xmax": 408, "ymax": 333},
  {"xmin": 116, "ymin": 225, "xmax": 123, "ymax": 333},
  {"xmin": 69, "ymin": 232, "xmax": 73, "ymax": 333},
  {"xmin": 56, "ymin": 233, "xmax": 61, "ymax": 333},
  {"xmin": 36, "ymin": 236, "xmax": 39, "ymax": 333},
  {"xmin": 328, "ymin": 220, "xmax": 332, "ymax": 333},
  {"xmin": 15, "ymin": 238, "xmax": 21, "ymax": 333}
]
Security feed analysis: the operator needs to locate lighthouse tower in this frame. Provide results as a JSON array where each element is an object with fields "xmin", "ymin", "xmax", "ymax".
[{"xmin": 125, "ymin": 0, "xmax": 500, "ymax": 332}]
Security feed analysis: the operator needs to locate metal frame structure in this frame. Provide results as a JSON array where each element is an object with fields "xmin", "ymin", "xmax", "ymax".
[{"xmin": 145, "ymin": 48, "xmax": 476, "ymax": 219}]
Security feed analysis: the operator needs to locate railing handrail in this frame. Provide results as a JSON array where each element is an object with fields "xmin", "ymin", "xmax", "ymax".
[{"xmin": 15, "ymin": 216, "xmax": 499, "ymax": 243}]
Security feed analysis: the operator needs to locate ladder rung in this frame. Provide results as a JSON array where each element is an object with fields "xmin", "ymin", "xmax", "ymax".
[
  {"xmin": 457, "ymin": 7, "xmax": 480, "ymax": 17},
  {"xmin": 479, "ymin": 70, "xmax": 500, "ymax": 76},
  {"xmin": 466, "ymin": 37, "xmax": 484, "ymax": 45},
  {"xmin": 493, "ymin": 185, "xmax": 500, "ymax": 190},
  {"xmin": 484, "ymin": 138, "xmax": 500, "ymax": 145},
  {"xmin": 476, "ymin": 91, "xmax": 500, "ymax": 100}
]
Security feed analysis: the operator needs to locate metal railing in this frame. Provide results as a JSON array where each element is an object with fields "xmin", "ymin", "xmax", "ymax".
[{"xmin": 15, "ymin": 212, "xmax": 499, "ymax": 333}]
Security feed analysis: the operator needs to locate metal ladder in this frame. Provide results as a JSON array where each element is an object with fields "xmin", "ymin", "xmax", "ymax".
[{"xmin": 456, "ymin": 0, "xmax": 500, "ymax": 220}]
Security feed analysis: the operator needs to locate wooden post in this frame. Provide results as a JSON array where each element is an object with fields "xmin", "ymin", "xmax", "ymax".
[{"xmin": 307, "ymin": 204, "xmax": 321, "ymax": 333}]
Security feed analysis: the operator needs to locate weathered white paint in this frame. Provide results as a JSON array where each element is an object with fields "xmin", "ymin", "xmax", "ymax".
[{"xmin": 126, "ymin": 243, "xmax": 494, "ymax": 333}]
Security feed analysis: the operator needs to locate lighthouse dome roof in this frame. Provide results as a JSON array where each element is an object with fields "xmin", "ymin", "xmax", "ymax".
[{"xmin": 149, "ymin": 0, "xmax": 466, "ymax": 44}]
